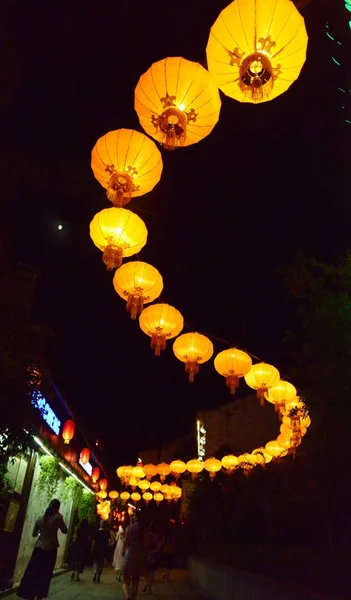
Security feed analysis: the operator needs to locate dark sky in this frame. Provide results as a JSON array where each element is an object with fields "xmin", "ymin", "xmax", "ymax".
[{"xmin": 2, "ymin": 0, "xmax": 349, "ymax": 473}]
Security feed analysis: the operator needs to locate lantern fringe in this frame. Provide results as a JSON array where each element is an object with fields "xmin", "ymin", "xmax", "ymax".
[{"xmin": 103, "ymin": 245, "xmax": 123, "ymax": 270}]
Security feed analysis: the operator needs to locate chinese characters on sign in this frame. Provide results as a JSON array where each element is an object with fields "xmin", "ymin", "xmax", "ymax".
[
  {"xmin": 196, "ymin": 419, "xmax": 206, "ymax": 462},
  {"xmin": 31, "ymin": 390, "xmax": 61, "ymax": 435}
]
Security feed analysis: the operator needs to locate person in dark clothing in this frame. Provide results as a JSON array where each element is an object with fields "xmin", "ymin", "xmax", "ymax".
[
  {"xmin": 17, "ymin": 498, "xmax": 67, "ymax": 599},
  {"xmin": 70, "ymin": 519, "xmax": 90, "ymax": 581},
  {"xmin": 91, "ymin": 520, "xmax": 110, "ymax": 583}
]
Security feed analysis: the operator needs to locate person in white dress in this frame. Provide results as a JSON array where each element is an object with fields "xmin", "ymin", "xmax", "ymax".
[{"xmin": 112, "ymin": 523, "xmax": 126, "ymax": 581}]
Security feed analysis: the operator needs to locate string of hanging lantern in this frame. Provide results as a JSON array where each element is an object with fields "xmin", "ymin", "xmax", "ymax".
[{"xmin": 87, "ymin": 0, "xmax": 311, "ymax": 513}]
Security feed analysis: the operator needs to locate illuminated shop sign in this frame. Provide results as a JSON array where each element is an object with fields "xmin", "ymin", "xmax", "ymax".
[
  {"xmin": 196, "ymin": 419, "xmax": 206, "ymax": 462},
  {"xmin": 79, "ymin": 460, "xmax": 93, "ymax": 476},
  {"xmin": 31, "ymin": 390, "xmax": 61, "ymax": 436}
]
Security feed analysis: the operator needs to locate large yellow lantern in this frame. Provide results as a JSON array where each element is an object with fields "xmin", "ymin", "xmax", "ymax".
[
  {"xmin": 252, "ymin": 447, "xmax": 273, "ymax": 465},
  {"xmin": 138, "ymin": 479, "xmax": 150, "ymax": 491},
  {"xmin": 120, "ymin": 491, "xmax": 130, "ymax": 504},
  {"xmin": 206, "ymin": 0, "xmax": 308, "ymax": 104},
  {"xmin": 139, "ymin": 303, "xmax": 184, "ymax": 356},
  {"xmin": 113, "ymin": 261, "xmax": 163, "ymax": 320},
  {"xmin": 186, "ymin": 459, "xmax": 204, "ymax": 479},
  {"xmin": 154, "ymin": 492, "xmax": 164, "ymax": 505},
  {"xmin": 170, "ymin": 460, "xmax": 186, "ymax": 480},
  {"xmin": 144, "ymin": 464, "xmax": 158, "ymax": 480},
  {"xmin": 91, "ymin": 129, "xmax": 163, "ymax": 206},
  {"xmin": 214, "ymin": 348, "xmax": 252, "ymax": 394},
  {"xmin": 221, "ymin": 455, "xmax": 239, "ymax": 471},
  {"xmin": 89, "ymin": 207, "xmax": 148, "ymax": 270},
  {"xmin": 157, "ymin": 462, "xmax": 171, "ymax": 482},
  {"xmin": 265, "ymin": 440, "xmax": 288, "ymax": 458},
  {"xmin": 173, "ymin": 332, "xmax": 213, "ymax": 382},
  {"xmin": 204, "ymin": 457, "xmax": 222, "ymax": 480},
  {"xmin": 134, "ymin": 56, "xmax": 221, "ymax": 151},
  {"xmin": 244, "ymin": 362, "xmax": 280, "ymax": 406},
  {"xmin": 265, "ymin": 380, "xmax": 297, "ymax": 412},
  {"xmin": 132, "ymin": 465, "xmax": 145, "ymax": 480}
]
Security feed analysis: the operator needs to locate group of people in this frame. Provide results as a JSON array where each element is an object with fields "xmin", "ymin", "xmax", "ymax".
[{"xmin": 16, "ymin": 498, "xmax": 178, "ymax": 600}]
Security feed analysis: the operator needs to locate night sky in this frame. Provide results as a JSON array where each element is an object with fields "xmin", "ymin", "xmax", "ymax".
[{"xmin": 2, "ymin": 0, "xmax": 349, "ymax": 472}]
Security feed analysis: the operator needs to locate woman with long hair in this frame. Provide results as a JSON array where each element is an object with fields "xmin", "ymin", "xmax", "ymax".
[
  {"xmin": 17, "ymin": 498, "xmax": 67, "ymax": 600},
  {"xmin": 121, "ymin": 511, "xmax": 146, "ymax": 600}
]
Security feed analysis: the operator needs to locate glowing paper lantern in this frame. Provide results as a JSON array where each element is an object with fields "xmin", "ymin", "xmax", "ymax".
[
  {"xmin": 129, "ymin": 477, "xmax": 138, "ymax": 491},
  {"xmin": 89, "ymin": 207, "xmax": 148, "ymax": 270},
  {"xmin": 99, "ymin": 478, "xmax": 108, "ymax": 491},
  {"xmin": 214, "ymin": 348, "xmax": 252, "ymax": 394},
  {"xmin": 120, "ymin": 491, "xmax": 130, "ymax": 504},
  {"xmin": 143, "ymin": 492, "xmax": 153, "ymax": 504},
  {"xmin": 62, "ymin": 420, "xmax": 75, "ymax": 445},
  {"xmin": 139, "ymin": 303, "xmax": 184, "ymax": 356},
  {"xmin": 138, "ymin": 479, "xmax": 150, "ymax": 491},
  {"xmin": 157, "ymin": 462, "xmax": 171, "ymax": 482},
  {"xmin": 265, "ymin": 440, "xmax": 288, "ymax": 458},
  {"xmin": 150, "ymin": 481, "xmax": 162, "ymax": 492},
  {"xmin": 244, "ymin": 362, "xmax": 280, "ymax": 406},
  {"xmin": 265, "ymin": 380, "xmax": 297, "ymax": 412},
  {"xmin": 80, "ymin": 448, "xmax": 90, "ymax": 465},
  {"xmin": 92, "ymin": 466, "xmax": 100, "ymax": 483},
  {"xmin": 135, "ymin": 57, "xmax": 221, "ymax": 151},
  {"xmin": 109, "ymin": 490, "xmax": 119, "ymax": 500},
  {"xmin": 131, "ymin": 492, "xmax": 141, "ymax": 503},
  {"xmin": 132, "ymin": 465, "xmax": 145, "ymax": 479},
  {"xmin": 204, "ymin": 457, "xmax": 222, "ymax": 480},
  {"xmin": 91, "ymin": 129, "xmax": 163, "ymax": 206},
  {"xmin": 252, "ymin": 448, "xmax": 273, "ymax": 465},
  {"xmin": 221, "ymin": 455, "xmax": 239, "ymax": 471},
  {"xmin": 154, "ymin": 492, "xmax": 164, "ymax": 505},
  {"xmin": 144, "ymin": 464, "xmax": 158, "ymax": 480},
  {"xmin": 173, "ymin": 332, "xmax": 213, "ymax": 382},
  {"xmin": 186, "ymin": 459, "xmax": 204, "ymax": 479},
  {"xmin": 206, "ymin": 0, "xmax": 308, "ymax": 104},
  {"xmin": 113, "ymin": 261, "xmax": 163, "ymax": 320},
  {"xmin": 170, "ymin": 460, "xmax": 186, "ymax": 479}
]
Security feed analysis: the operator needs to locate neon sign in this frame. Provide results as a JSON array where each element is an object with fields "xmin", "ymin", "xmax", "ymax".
[
  {"xmin": 79, "ymin": 460, "xmax": 93, "ymax": 476},
  {"xmin": 344, "ymin": 0, "xmax": 351, "ymax": 28},
  {"xmin": 31, "ymin": 390, "xmax": 61, "ymax": 435}
]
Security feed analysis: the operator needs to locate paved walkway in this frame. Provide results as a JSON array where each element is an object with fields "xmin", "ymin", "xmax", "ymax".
[{"xmin": 33, "ymin": 567, "xmax": 202, "ymax": 599}]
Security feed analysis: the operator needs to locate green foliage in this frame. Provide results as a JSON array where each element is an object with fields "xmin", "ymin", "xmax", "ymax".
[
  {"xmin": 0, "ymin": 462, "xmax": 11, "ymax": 505},
  {"xmin": 77, "ymin": 491, "xmax": 97, "ymax": 524},
  {"xmin": 61, "ymin": 476, "xmax": 83, "ymax": 506},
  {"xmin": 37, "ymin": 455, "xmax": 60, "ymax": 500}
]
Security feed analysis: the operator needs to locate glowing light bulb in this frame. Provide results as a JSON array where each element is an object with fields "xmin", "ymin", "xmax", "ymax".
[{"xmin": 58, "ymin": 224, "xmax": 63, "ymax": 230}]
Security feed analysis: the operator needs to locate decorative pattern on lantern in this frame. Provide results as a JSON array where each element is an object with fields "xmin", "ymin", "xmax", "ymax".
[
  {"xmin": 186, "ymin": 458, "xmax": 204, "ymax": 480},
  {"xmin": 99, "ymin": 478, "xmax": 108, "ymax": 491},
  {"xmin": 80, "ymin": 448, "xmax": 90, "ymax": 465},
  {"xmin": 92, "ymin": 466, "xmax": 100, "ymax": 483},
  {"xmin": 89, "ymin": 207, "xmax": 148, "ymax": 270},
  {"xmin": 214, "ymin": 348, "xmax": 252, "ymax": 394},
  {"xmin": 91, "ymin": 129, "xmax": 163, "ymax": 206},
  {"xmin": 113, "ymin": 262, "xmax": 163, "ymax": 320},
  {"xmin": 244, "ymin": 362, "xmax": 280, "ymax": 406},
  {"xmin": 62, "ymin": 420, "xmax": 75, "ymax": 445},
  {"xmin": 143, "ymin": 464, "xmax": 158, "ymax": 481},
  {"xmin": 173, "ymin": 332, "xmax": 213, "ymax": 382},
  {"xmin": 157, "ymin": 462, "xmax": 171, "ymax": 482},
  {"xmin": 139, "ymin": 303, "xmax": 184, "ymax": 356},
  {"xmin": 265, "ymin": 380, "xmax": 297, "ymax": 413},
  {"xmin": 170, "ymin": 460, "xmax": 186, "ymax": 480},
  {"xmin": 204, "ymin": 457, "xmax": 222, "ymax": 480},
  {"xmin": 206, "ymin": 0, "xmax": 308, "ymax": 104},
  {"xmin": 134, "ymin": 56, "xmax": 221, "ymax": 151}
]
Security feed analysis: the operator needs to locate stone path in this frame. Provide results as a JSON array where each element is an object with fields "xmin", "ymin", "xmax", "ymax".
[{"xmin": 29, "ymin": 567, "xmax": 202, "ymax": 599}]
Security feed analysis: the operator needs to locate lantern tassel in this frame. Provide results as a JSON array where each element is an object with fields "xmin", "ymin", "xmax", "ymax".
[{"xmin": 103, "ymin": 245, "xmax": 123, "ymax": 270}]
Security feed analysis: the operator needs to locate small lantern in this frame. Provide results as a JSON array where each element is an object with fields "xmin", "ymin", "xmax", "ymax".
[
  {"xmin": 131, "ymin": 492, "xmax": 141, "ymax": 503},
  {"xmin": 143, "ymin": 464, "xmax": 158, "ymax": 480},
  {"xmin": 80, "ymin": 448, "xmax": 90, "ymax": 465},
  {"xmin": 153, "ymin": 492, "xmax": 164, "ymax": 505},
  {"xmin": 132, "ymin": 465, "xmax": 145, "ymax": 479},
  {"xmin": 221, "ymin": 455, "xmax": 239, "ymax": 472},
  {"xmin": 265, "ymin": 440, "xmax": 288, "ymax": 458},
  {"xmin": 170, "ymin": 460, "xmax": 186, "ymax": 479},
  {"xmin": 113, "ymin": 261, "xmax": 163, "ymax": 320},
  {"xmin": 120, "ymin": 491, "xmax": 130, "ymax": 504},
  {"xmin": 150, "ymin": 481, "xmax": 162, "ymax": 492},
  {"xmin": 157, "ymin": 462, "xmax": 171, "ymax": 482},
  {"xmin": 143, "ymin": 492, "xmax": 153, "ymax": 504},
  {"xmin": 138, "ymin": 479, "xmax": 150, "ymax": 491},
  {"xmin": 265, "ymin": 380, "xmax": 297, "ymax": 413},
  {"xmin": 92, "ymin": 466, "xmax": 100, "ymax": 483},
  {"xmin": 62, "ymin": 420, "xmax": 75, "ymax": 445},
  {"xmin": 244, "ymin": 362, "xmax": 280, "ymax": 406},
  {"xmin": 139, "ymin": 303, "xmax": 184, "ymax": 356},
  {"xmin": 109, "ymin": 490, "xmax": 119, "ymax": 500},
  {"xmin": 100, "ymin": 478, "xmax": 108, "ymax": 491},
  {"xmin": 173, "ymin": 332, "xmax": 213, "ymax": 382}
]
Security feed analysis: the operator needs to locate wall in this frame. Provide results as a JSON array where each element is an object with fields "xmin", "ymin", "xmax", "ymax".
[
  {"xmin": 197, "ymin": 393, "xmax": 280, "ymax": 455},
  {"xmin": 13, "ymin": 451, "xmax": 73, "ymax": 584},
  {"xmin": 187, "ymin": 556, "xmax": 335, "ymax": 600}
]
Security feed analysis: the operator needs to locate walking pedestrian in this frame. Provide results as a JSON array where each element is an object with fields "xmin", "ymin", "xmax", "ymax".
[
  {"xmin": 161, "ymin": 526, "xmax": 177, "ymax": 581},
  {"xmin": 121, "ymin": 511, "xmax": 146, "ymax": 600},
  {"xmin": 143, "ymin": 521, "xmax": 162, "ymax": 594},
  {"xmin": 113, "ymin": 523, "xmax": 126, "ymax": 581},
  {"xmin": 17, "ymin": 498, "xmax": 67, "ymax": 600},
  {"xmin": 70, "ymin": 518, "xmax": 90, "ymax": 581},
  {"xmin": 91, "ymin": 520, "xmax": 110, "ymax": 583}
]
